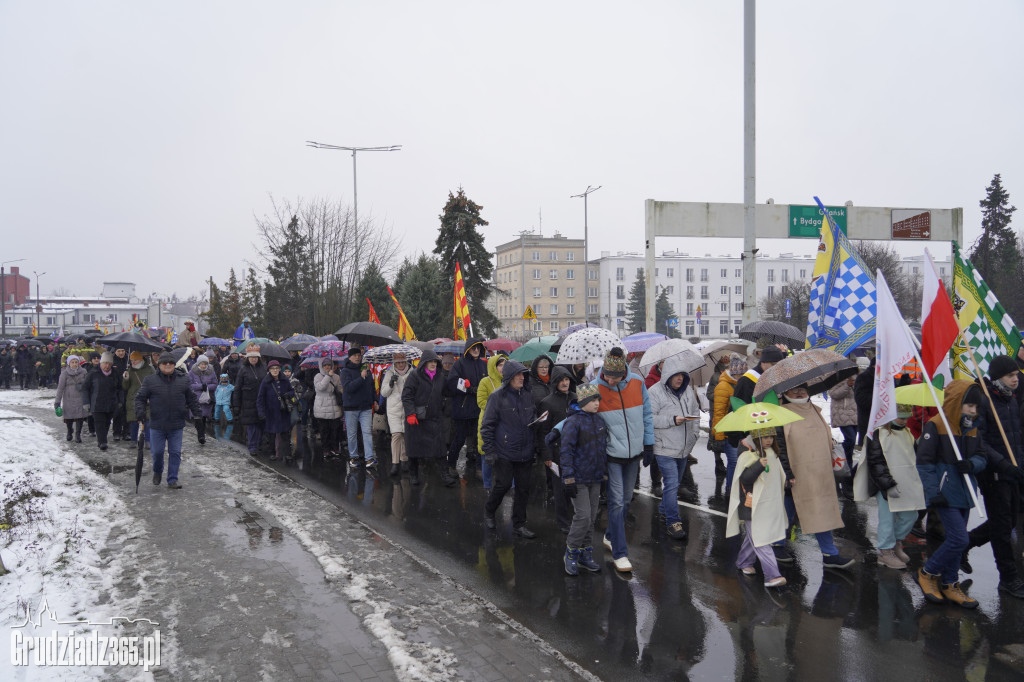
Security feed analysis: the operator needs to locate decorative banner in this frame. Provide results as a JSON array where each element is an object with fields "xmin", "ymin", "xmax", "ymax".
[
  {"xmin": 386, "ymin": 286, "xmax": 417, "ymax": 341},
  {"xmin": 453, "ymin": 261, "xmax": 471, "ymax": 341},
  {"xmin": 367, "ymin": 298, "xmax": 381, "ymax": 325}
]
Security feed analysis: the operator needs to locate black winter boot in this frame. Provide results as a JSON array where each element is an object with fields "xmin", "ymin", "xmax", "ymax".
[
  {"xmin": 66, "ymin": 421, "xmax": 73, "ymax": 441},
  {"xmin": 196, "ymin": 419, "xmax": 206, "ymax": 445},
  {"xmin": 74, "ymin": 420, "xmax": 83, "ymax": 443}
]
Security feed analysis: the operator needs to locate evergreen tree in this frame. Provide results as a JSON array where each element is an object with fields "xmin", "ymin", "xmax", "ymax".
[
  {"xmin": 222, "ymin": 268, "xmax": 244, "ymax": 331},
  {"xmin": 393, "ymin": 254, "xmax": 448, "ymax": 340},
  {"xmin": 434, "ymin": 188, "xmax": 499, "ymax": 336},
  {"xmin": 971, "ymin": 174, "xmax": 1020, "ymax": 319},
  {"xmin": 655, "ymin": 289, "xmax": 681, "ymax": 338},
  {"xmin": 201, "ymin": 279, "xmax": 233, "ymax": 337},
  {"xmin": 242, "ymin": 267, "xmax": 265, "ymax": 335},
  {"xmin": 625, "ymin": 269, "xmax": 647, "ymax": 334},
  {"xmin": 263, "ymin": 215, "xmax": 313, "ymax": 337},
  {"xmin": 352, "ymin": 261, "xmax": 391, "ymax": 325}
]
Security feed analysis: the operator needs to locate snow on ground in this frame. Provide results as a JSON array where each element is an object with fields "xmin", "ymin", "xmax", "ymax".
[{"xmin": 0, "ymin": 390, "xmax": 178, "ymax": 680}]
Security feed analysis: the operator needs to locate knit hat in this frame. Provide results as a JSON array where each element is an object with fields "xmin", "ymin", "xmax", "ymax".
[
  {"xmin": 729, "ymin": 353, "xmax": 747, "ymax": 375},
  {"xmin": 576, "ymin": 384, "xmax": 600, "ymax": 407},
  {"xmin": 245, "ymin": 346, "xmax": 261, "ymax": 358},
  {"xmin": 157, "ymin": 352, "xmax": 176, "ymax": 365},
  {"xmin": 66, "ymin": 355, "xmax": 81, "ymax": 366},
  {"xmin": 129, "ymin": 351, "xmax": 143, "ymax": 362},
  {"xmin": 267, "ymin": 360, "xmax": 280, "ymax": 368},
  {"xmin": 964, "ymin": 383, "xmax": 984, "ymax": 406},
  {"xmin": 348, "ymin": 346, "xmax": 363, "ymax": 357},
  {"xmin": 989, "ymin": 354, "xmax": 1017, "ymax": 381},
  {"xmin": 196, "ymin": 355, "xmax": 210, "ymax": 366},
  {"xmin": 100, "ymin": 352, "xmax": 114, "ymax": 364},
  {"xmin": 760, "ymin": 346, "xmax": 785, "ymax": 364},
  {"xmin": 602, "ymin": 347, "xmax": 627, "ymax": 378},
  {"xmin": 220, "ymin": 373, "xmax": 228, "ymax": 379}
]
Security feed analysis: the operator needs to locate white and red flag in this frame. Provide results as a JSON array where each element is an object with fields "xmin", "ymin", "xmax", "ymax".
[{"xmin": 920, "ymin": 248, "xmax": 957, "ymax": 383}]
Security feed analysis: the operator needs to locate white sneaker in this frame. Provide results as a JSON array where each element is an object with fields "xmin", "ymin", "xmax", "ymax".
[
  {"xmin": 613, "ymin": 556, "xmax": 633, "ymax": 573},
  {"xmin": 765, "ymin": 576, "xmax": 787, "ymax": 588},
  {"xmin": 603, "ymin": 535, "xmax": 613, "ymax": 552}
]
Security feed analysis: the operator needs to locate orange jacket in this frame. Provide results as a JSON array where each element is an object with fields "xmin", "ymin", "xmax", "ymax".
[{"xmin": 712, "ymin": 371, "xmax": 738, "ymax": 441}]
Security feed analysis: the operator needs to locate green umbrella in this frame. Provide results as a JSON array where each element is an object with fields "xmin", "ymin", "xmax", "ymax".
[
  {"xmin": 894, "ymin": 383, "xmax": 944, "ymax": 407},
  {"xmin": 715, "ymin": 398, "xmax": 804, "ymax": 434},
  {"xmin": 508, "ymin": 335, "xmax": 559, "ymax": 363},
  {"xmin": 233, "ymin": 337, "xmax": 271, "ymax": 354}
]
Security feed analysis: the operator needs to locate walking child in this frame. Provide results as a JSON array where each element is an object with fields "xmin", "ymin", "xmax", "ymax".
[
  {"xmin": 558, "ymin": 384, "xmax": 608, "ymax": 576},
  {"xmin": 214, "ymin": 373, "xmax": 234, "ymax": 424}
]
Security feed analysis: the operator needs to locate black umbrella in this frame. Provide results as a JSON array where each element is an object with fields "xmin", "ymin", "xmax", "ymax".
[
  {"xmin": 84, "ymin": 329, "xmax": 103, "ymax": 336},
  {"xmin": 738, "ymin": 320, "xmax": 806, "ymax": 348},
  {"xmin": 63, "ymin": 333, "xmax": 93, "ymax": 344},
  {"xmin": 282, "ymin": 340, "xmax": 313, "ymax": 352},
  {"xmin": 256, "ymin": 342, "xmax": 292, "ymax": 361},
  {"xmin": 96, "ymin": 331, "xmax": 168, "ymax": 354},
  {"xmin": 17, "ymin": 339, "xmax": 45, "ymax": 347},
  {"xmin": 136, "ymin": 424, "xmax": 145, "ymax": 493},
  {"xmin": 334, "ymin": 321, "xmax": 402, "ymax": 347}
]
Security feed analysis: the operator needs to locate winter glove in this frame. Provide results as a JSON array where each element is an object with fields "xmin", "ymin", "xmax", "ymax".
[
  {"xmin": 887, "ymin": 485, "xmax": 901, "ymax": 499},
  {"xmin": 564, "ymin": 482, "xmax": 578, "ymax": 499},
  {"xmin": 406, "ymin": 414, "xmax": 419, "ymax": 426},
  {"xmin": 389, "ymin": 373, "xmax": 398, "ymax": 387},
  {"xmin": 463, "ymin": 379, "xmax": 471, "ymax": 389},
  {"xmin": 642, "ymin": 444, "xmax": 654, "ymax": 468},
  {"xmin": 928, "ymin": 494, "xmax": 949, "ymax": 508},
  {"xmin": 954, "ymin": 459, "xmax": 974, "ymax": 475},
  {"xmin": 998, "ymin": 462, "xmax": 1024, "ymax": 484},
  {"xmin": 485, "ymin": 452, "xmax": 497, "ymax": 466},
  {"xmin": 54, "ymin": 406, "xmax": 63, "ymax": 417}
]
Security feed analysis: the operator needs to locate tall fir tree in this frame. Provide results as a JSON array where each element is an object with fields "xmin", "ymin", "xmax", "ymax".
[
  {"xmin": 655, "ymin": 289, "xmax": 681, "ymax": 338},
  {"xmin": 353, "ymin": 261, "xmax": 391, "ymax": 324},
  {"xmin": 434, "ymin": 188, "xmax": 498, "ymax": 336},
  {"xmin": 241, "ymin": 267, "xmax": 265, "ymax": 335},
  {"xmin": 393, "ymin": 254, "xmax": 448, "ymax": 340},
  {"xmin": 970, "ymin": 173, "xmax": 1021, "ymax": 320},
  {"xmin": 263, "ymin": 215, "xmax": 313, "ymax": 337},
  {"xmin": 625, "ymin": 268, "xmax": 647, "ymax": 334},
  {"xmin": 221, "ymin": 268, "xmax": 244, "ymax": 331},
  {"xmin": 202, "ymin": 279, "xmax": 233, "ymax": 337}
]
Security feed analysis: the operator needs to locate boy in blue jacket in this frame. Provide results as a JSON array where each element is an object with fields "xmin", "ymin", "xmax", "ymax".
[
  {"xmin": 559, "ymin": 384, "xmax": 608, "ymax": 576},
  {"xmin": 214, "ymin": 374, "xmax": 234, "ymax": 424}
]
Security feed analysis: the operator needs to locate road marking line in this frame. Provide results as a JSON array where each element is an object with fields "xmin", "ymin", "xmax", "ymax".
[{"xmin": 633, "ymin": 488, "xmax": 729, "ymax": 518}]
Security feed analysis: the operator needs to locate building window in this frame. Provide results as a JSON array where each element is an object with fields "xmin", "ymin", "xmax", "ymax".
[
  {"xmin": 588, "ymin": 268, "xmax": 597, "ymax": 280},
  {"xmin": 550, "ymin": 305, "xmax": 558, "ymax": 316},
  {"xmin": 735, "ymin": 302, "xmax": 743, "ymax": 312},
  {"xmin": 735, "ymin": 269, "xmax": 741, "ymax": 278},
  {"xmin": 686, "ymin": 268, "xmax": 694, "ymax": 282},
  {"xmin": 617, "ymin": 303, "xmax": 626, "ymax": 316},
  {"xmin": 940, "ymin": 267, "xmax": 946, "ymax": 276},
  {"xmin": 720, "ymin": 320, "xmax": 729, "ymax": 334},
  {"xmin": 566, "ymin": 304, "xmax": 576, "ymax": 315},
  {"xmin": 720, "ymin": 286, "xmax": 728, "ymax": 295},
  {"xmin": 550, "ymin": 321, "xmax": 560, "ymax": 331},
  {"xmin": 700, "ymin": 269, "xmax": 708, "ymax": 282},
  {"xmin": 721, "ymin": 303, "xmax": 728, "ymax": 312},
  {"xmin": 721, "ymin": 268, "xmax": 727, "ymax": 278},
  {"xmin": 686, "ymin": 303, "xmax": 694, "ymax": 315},
  {"xmin": 735, "ymin": 285, "xmax": 741, "ymax": 294},
  {"xmin": 767, "ymin": 285, "xmax": 775, "ymax": 298},
  {"xmin": 654, "ymin": 268, "xmax": 659, "ymax": 276},
  {"xmin": 686, "ymin": 286, "xmax": 694, "ymax": 300},
  {"xmin": 636, "ymin": 268, "xmax": 643, "ymax": 278},
  {"xmin": 700, "ymin": 286, "xmax": 708, "ymax": 299},
  {"xmin": 782, "ymin": 270, "xmax": 789, "ymax": 282},
  {"xmin": 616, "ymin": 267, "xmax": 624, "ymax": 281},
  {"xmin": 566, "ymin": 269, "xmax": 575, "ymax": 280},
  {"xmin": 533, "ymin": 269, "xmax": 541, "ymax": 280},
  {"xmin": 533, "ymin": 321, "xmax": 542, "ymax": 331},
  {"xmin": 588, "ymin": 304, "xmax": 598, "ymax": 315},
  {"xmin": 666, "ymin": 268, "xmax": 674, "ymax": 277},
  {"xmin": 549, "ymin": 269, "xmax": 558, "ymax": 280},
  {"xmin": 734, "ymin": 320, "xmax": 741, "ymax": 332},
  {"xmin": 566, "ymin": 252, "xmax": 575, "ymax": 261},
  {"xmin": 685, "ymin": 321, "xmax": 695, "ymax": 335},
  {"xmin": 700, "ymin": 321, "xmax": 709, "ymax": 335},
  {"xmin": 550, "ymin": 251, "xmax": 558, "ymax": 261},
  {"xmin": 566, "ymin": 287, "xmax": 575, "ymax": 298},
  {"xmin": 46, "ymin": 317, "xmax": 55, "ymax": 325},
  {"xmin": 664, "ymin": 285, "xmax": 674, "ymax": 294},
  {"xmin": 588, "ymin": 287, "xmax": 598, "ymax": 298},
  {"xmin": 513, "ymin": 271, "xmax": 518, "ymax": 281},
  {"xmin": 767, "ymin": 269, "xmax": 775, "ymax": 282},
  {"xmin": 532, "ymin": 251, "xmax": 540, "ymax": 261},
  {"xmin": 550, "ymin": 287, "xmax": 558, "ymax": 297},
  {"xmin": 616, "ymin": 285, "xmax": 625, "ymax": 299},
  {"xmin": 533, "ymin": 288, "xmax": 542, "ymax": 298},
  {"xmin": 800, "ymin": 269, "xmax": 807, "ymax": 279},
  {"xmin": 912, "ymin": 266, "xmax": 919, "ymax": 274}
]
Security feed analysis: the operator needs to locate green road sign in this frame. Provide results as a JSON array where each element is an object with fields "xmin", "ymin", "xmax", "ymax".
[{"xmin": 788, "ymin": 205, "xmax": 847, "ymax": 238}]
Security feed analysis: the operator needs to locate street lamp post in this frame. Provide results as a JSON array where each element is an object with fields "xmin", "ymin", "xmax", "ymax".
[
  {"xmin": 571, "ymin": 185, "xmax": 601, "ymax": 326},
  {"xmin": 305, "ymin": 141, "xmax": 402, "ymax": 239},
  {"xmin": 1, "ymin": 258, "xmax": 26, "ymax": 339},
  {"xmin": 33, "ymin": 271, "xmax": 45, "ymax": 334}
]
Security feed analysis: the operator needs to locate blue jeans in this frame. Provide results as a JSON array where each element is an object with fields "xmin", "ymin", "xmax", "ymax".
[
  {"xmin": 149, "ymin": 428, "xmax": 184, "ymax": 484},
  {"xmin": 839, "ymin": 425, "xmax": 857, "ymax": 462},
  {"xmin": 481, "ymin": 456, "xmax": 493, "ymax": 489},
  {"xmin": 925, "ymin": 506, "xmax": 970, "ymax": 584},
  {"xmin": 656, "ymin": 455, "xmax": 687, "ymax": 525},
  {"xmin": 345, "ymin": 409, "xmax": 374, "ymax": 462},
  {"xmin": 723, "ymin": 441, "xmax": 738, "ymax": 493},
  {"xmin": 605, "ymin": 457, "xmax": 640, "ymax": 559},
  {"xmin": 128, "ymin": 420, "xmax": 148, "ymax": 444},
  {"xmin": 774, "ymin": 495, "xmax": 838, "ymax": 555},
  {"xmin": 875, "ymin": 492, "xmax": 918, "ymax": 550}
]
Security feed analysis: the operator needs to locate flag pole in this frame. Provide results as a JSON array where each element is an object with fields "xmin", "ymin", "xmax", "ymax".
[
  {"xmin": 897, "ymin": 318, "xmax": 984, "ymax": 515},
  {"xmin": 961, "ymin": 333, "xmax": 1018, "ymax": 467}
]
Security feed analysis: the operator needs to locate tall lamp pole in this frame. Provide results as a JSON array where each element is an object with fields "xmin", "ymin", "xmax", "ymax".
[
  {"xmin": 571, "ymin": 185, "xmax": 601, "ymax": 326},
  {"xmin": 1, "ymin": 258, "xmax": 26, "ymax": 339},
  {"xmin": 305, "ymin": 141, "xmax": 402, "ymax": 238},
  {"xmin": 33, "ymin": 271, "xmax": 46, "ymax": 334}
]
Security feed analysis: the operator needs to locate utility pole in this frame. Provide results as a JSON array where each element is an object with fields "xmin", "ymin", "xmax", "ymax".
[
  {"xmin": 1, "ymin": 258, "xmax": 25, "ymax": 338},
  {"xmin": 571, "ymin": 185, "xmax": 601, "ymax": 326},
  {"xmin": 741, "ymin": 0, "xmax": 758, "ymax": 326},
  {"xmin": 33, "ymin": 271, "xmax": 46, "ymax": 334}
]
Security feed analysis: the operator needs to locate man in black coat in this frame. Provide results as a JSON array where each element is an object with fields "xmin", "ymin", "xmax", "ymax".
[
  {"xmin": 444, "ymin": 338, "xmax": 487, "ymax": 486},
  {"xmin": 0, "ymin": 346, "xmax": 12, "ymax": 389},
  {"xmin": 965, "ymin": 355, "xmax": 1024, "ymax": 598},
  {"xmin": 233, "ymin": 348, "xmax": 267, "ymax": 456},
  {"xmin": 84, "ymin": 352, "xmax": 123, "ymax": 451},
  {"xmin": 854, "ymin": 355, "xmax": 876, "ymax": 447},
  {"xmin": 135, "ymin": 352, "xmax": 202, "ymax": 489}
]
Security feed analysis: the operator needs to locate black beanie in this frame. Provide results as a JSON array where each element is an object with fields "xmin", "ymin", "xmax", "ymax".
[
  {"xmin": 760, "ymin": 346, "xmax": 785, "ymax": 364},
  {"xmin": 988, "ymin": 355, "xmax": 1017, "ymax": 381}
]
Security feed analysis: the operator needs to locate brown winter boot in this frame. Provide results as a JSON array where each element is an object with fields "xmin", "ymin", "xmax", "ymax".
[
  {"xmin": 878, "ymin": 548, "xmax": 907, "ymax": 570},
  {"xmin": 916, "ymin": 568, "xmax": 946, "ymax": 604},
  {"xmin": 893, "ymin": 540, "xmax": 910, "ymax": 564},
  {"xmin": 941, "ymin": 582, "xmax": 979, "ymax": 609}
]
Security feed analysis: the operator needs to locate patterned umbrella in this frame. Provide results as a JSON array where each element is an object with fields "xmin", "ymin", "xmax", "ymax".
[
  {"xmin": 638, "ymin": 338, "xmax": 705, "ymax": 377},
  {"xmin": 199, "ymin": 337, "xmax": 231, "ymax": 347},
  {"xmin": 738, "ymin": 320, "xmax": 805, "ymax": 348},
  {"xmin": 714, "ymin": 401, "xmax": 804, "ymax": 433},
  {"xmin": 622, "ymin": 332, "xmax": 669, "ymax": 354},
  {"xmin": 300, "ymin": 340, "xmax": 349, "ymax": 358},
  {"xmin": 435, "ymin": 342, "xmax": 464, "ymax": 356},
  {"xmin": 363, "ymin": 344, "xmax": 422, "ymax": 365},
  {"xmin": 484, "ymin": 338, "xmax": 522, "ymax": 353},
  {"xmin": 753, "ymin": 348, "xmax": 858, "ymax": 401},
  {"xmin": 555, "ymin": 327, "xmax": 625, "ymax": 365},
  {"xmin": 556, "ymin": 322, "xmax": 601, "ymax": 340}
]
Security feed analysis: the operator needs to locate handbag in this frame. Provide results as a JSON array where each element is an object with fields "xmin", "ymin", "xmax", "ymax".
[
  {"xmin": 832, "ymin": 441, "xmax": 852, "ymax": 482},
  {"xmin": 199, "ymin": 391, "xmax": 211, "ymax": 405}
]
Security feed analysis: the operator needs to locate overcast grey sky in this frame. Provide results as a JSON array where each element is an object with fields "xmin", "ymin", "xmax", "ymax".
[{"xmin": 1, "ymin": 1, "xmax": 1021, "ymax": 298}]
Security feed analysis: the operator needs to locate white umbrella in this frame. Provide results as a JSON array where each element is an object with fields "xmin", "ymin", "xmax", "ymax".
[
  {"xmin": 690, "ymin": 340, "xmax": 752, "ymax": 386},
  {"xmin": 555, "ymin": 327, "xmax": 625, "ymax": 365},
  {"xmin": 362, "ymin": 343, "xmax": 422, "ymax": 365},
  {"xmin": 637, "ymin": 338, "xmax": 704, "ymax": 375}
]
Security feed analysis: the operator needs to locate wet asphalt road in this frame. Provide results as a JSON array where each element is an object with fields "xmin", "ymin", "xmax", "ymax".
[{"xmin": 239, "ymin": 428, "xmax": 1024, "ymax": 681}]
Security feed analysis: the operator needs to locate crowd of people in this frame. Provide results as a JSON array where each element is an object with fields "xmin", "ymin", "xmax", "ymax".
[{"xmin": 15, "ymin": 322, "xmax": 1024, "ymax": 605}]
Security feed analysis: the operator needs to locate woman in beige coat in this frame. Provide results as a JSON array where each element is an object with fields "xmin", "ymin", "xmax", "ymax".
[
  {"xmin": 776, "ymin": 384, "xmax": 855, "ymax": 569},
  {"xmin": 379, "ymin": 354, "xmax": 412, "ymax": 477}
]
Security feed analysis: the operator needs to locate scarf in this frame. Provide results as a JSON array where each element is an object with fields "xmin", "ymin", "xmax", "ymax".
[{"xmin": 425, "ymin": 368, "xmax": 436, "ymax": 380}]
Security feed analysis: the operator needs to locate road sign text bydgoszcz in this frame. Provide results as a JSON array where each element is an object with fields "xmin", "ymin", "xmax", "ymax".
[{"xmin": 788, "ymin": 205, "xmax": 848, "ymax": 238}]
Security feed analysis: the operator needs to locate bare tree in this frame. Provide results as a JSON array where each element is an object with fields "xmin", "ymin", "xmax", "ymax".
[
  {"xmin": 49, "ymin": 287, "xmax": 74, "ymax": 297},
  {"xmin": 854, "ymin": 241, "xmax": 915, "ymax": 317},
  {"xmin": 758, "ymin": 280, "xmax": 813, "ymax": 334}
]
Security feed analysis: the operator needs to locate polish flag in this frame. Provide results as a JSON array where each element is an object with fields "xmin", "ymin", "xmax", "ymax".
[{"xmin": 920, "ymin": 249, "xmax": 959, "ymax": 379}]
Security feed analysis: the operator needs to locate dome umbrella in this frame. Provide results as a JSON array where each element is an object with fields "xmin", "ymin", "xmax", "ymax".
[
  {"xmin": 556, "ymin": 322, "xmax": 601, "ymax": 340},
  {"xmin": 282, "ymin": 333, "xmax": 320, "ymax": 352},
  {"xmin": 95, "ymin": 331, "xmax": 167, "ymax": 354},
  {"xmin": 232, "ymin": 337, "xmax": 271, "ymax": 354},
  {"xmin": 622, "ymin": 332, "xmax": 669, "ymax": 354},
  {"xmin": 199, "ymin": 337, "xmax": 232, "ymax": 347},
  {"xmin": 752, "ymin": 348, "xmax": 858, "ymax": 401},
  {"xmin": 300, "ymin": 340, "xmax": 349, "ymax": 359},
  {"xmin": 484, "ymin": 338, "xmax": 522, "ymax": 353},
  {"xmin": 363, "ymin": 344, "xmax": 422, "ymax": 365},
  {"xmin": 333, "ymin": 321, "xmax": 401, "ymax": 348},
  {"xmin": 508, "ymin": 336, "xmax": 558, "ymax": 364},
  {"xmin": 638, "ymin": 338, "xmax": 704, "ymax": 379},
  {"xmin": 738, "ymin": 320, "xmax": 805, "ymax": 349},
  {"xmin": 555, "ymin": 327, "xmax": 625, "ymax": 366}
]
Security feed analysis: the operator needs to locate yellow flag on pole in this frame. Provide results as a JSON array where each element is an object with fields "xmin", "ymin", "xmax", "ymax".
[
  {"xmin": 453, "ymin": 261, "xmax": 471, "ymax": 341},
  {"xmin": 387, "ymin": 286, "xmax": 417, "ymax": 341}
]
